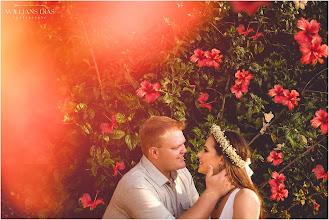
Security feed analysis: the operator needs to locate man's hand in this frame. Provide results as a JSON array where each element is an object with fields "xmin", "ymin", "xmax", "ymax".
[{"xmin": 205, "ymin": 165, "xmax": 234, "ymax": 198}]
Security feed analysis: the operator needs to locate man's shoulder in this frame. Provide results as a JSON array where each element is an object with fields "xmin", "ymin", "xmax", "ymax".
[
  {"xmin": 177, "ymin": 167, "xmax": 193, "ymax": 177},
  {"xmin": 118, "ymin": 163, "xmax": 153, "ymax": 189}
]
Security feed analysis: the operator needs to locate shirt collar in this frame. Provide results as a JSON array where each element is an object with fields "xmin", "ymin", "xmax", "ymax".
[{"xmin": 141, "ymin": 155, "xmax": 178, "ymax": 186}]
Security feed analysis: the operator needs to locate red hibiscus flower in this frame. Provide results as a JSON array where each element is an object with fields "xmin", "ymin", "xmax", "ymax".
[
  {"xmin": 312, "ymin": 165, "xmax": 328, "ymax": 180},
  {"xmin": 267, "ymin": 151, "xmax": 283, "ymax": 166},
  {"xmin": 113, "ymin": 162, "xmax": 125, "ymax": 176},
  {"xmin": 190, "ymin": 48, "xmax": 207, "ymax": 67},
  {"xmin": 270, "ymin": 184, "xmax": 289, "ymax": 201},
  {"xmin": 236, "ymin": 24, "xmax": 254, "ymax": 36},
  {"xmin": 311, "ymin": 200, "xmax": 320, "ymax": 211},
  {"xmin": 231, "ymin": 83, "xmax": 248, "ymax": 99},
  {"xmin": 100, "ymin": 113, "xmax": 118, "ymax": 134},
  {"xmin": 269, "ymin": 171, "xmax": 286, "ymax": 187},
  {"xmin": 310, "ymin": 109, "xmax": 328, "ymax": 134},
  {"xmin": 204, "ymin": 49, "xmax": 223, "ymax": 69},
  {"xmin": 268, "ymin": 84, "xmax": 285, "ymax": 104},
  {"xmin": 230, "ymin": 1, "xmax": 272, "ymax": 15},
  {"xmin": 235, "ymin": 69, "xmax": 253, "ymax": 86},
  {"xmin": 136, "ymin": 80, "xmax": 161, "ymax": 103},
  {"xmin": 249, "ymin": 32, "xmax": 264, "ymax": 40},
  {"xmin": 299, "ymin": 38, "xmax": 328, "ymax": 65},
  {"xmin": 294, "ymin": 17, "xmax": 320, "ymax": 44},
  {"xmin": 198, "ymin": 92, "xmax": 215, "ymax": 112},
  {"xmin": 281, "ymin": 89, "xmax": 300, "ymax": 110},
  {"xmin": 79, "ymin": 191, "xmax": 105, "ymax": 210}
]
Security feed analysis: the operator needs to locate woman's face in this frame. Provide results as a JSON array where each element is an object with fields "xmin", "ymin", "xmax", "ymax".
[{"xmin": 197, "ymin": 135, "xmax": 223, "ymax": 175}]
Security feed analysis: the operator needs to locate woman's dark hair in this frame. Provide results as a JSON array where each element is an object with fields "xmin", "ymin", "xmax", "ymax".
[{"xmin": 213, "ymin": 130, "xmax": 264, "ymax": 218}]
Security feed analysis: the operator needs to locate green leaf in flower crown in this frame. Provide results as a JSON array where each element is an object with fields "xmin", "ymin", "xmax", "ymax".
[
  {"xmin": 111, "ymin": 130, "xmax": 125, "ymax": 139},
  {"xmin": 115, "ymin": 113, "xmax": 126, "ymax": 123}
]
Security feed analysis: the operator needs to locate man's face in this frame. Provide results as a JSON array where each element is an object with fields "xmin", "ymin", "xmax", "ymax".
[{"xmin": 156, "ymin": 129, "xmax": 187, "ymax": 175}]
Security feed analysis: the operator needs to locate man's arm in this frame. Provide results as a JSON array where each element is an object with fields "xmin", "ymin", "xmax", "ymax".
[
  {"xmin": 123, "ymin": 186, "xmax": 176, "ymax": 219},
  {"xmin": 178, "ymin": 165, "xmax": 233, "ymax": 219}
]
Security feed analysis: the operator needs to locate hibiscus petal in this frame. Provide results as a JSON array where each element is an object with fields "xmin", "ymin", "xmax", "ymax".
[
  {"xmin": 116, "ymin": 162, "xmax": 125, "ymax": 170},
  {"xmin": 198, "ymin": 92, "xmax": 209, "ymax": 103},
  {"xmin": 236, "ymin": 24, "xmax": 246, "ymax": 35},
  {"xmin": 320, "ymin": 123, "xmax": 328, "ymax": 134},
  {"xmin": 308, "ymin": 19, "xmax": 320, "ymax": 34},
  {"xmin": 100, "ymin": 123, "xmax": 114, "ymax": 134},
  {"xmin": 145, "ymin": 91, "xmax": 160, "ymax": 103},
  {"xmin": 273, "ymin": 158, "xmax": 283, "ymax": 166},
  {"xmin": 297, "ymin": 17, "xmax": 309, "ymax": 31},
  {"xmin": 152, "ymin": 82, "xmax": 161, "ymax": 91},
  {"xmin": 294, "ymin": 31, "xmax": 310, "ymax": 44},
  {"xmin": 79, "ymin": 193, "xmax": 92, "ymax": 208},
  {"xmin": 310, "ymin": 117, "xmax": 322, "ymax": 128},
  {"xmin": 135, "ymin": 87, "xmax": 147, "ymax": 98}
]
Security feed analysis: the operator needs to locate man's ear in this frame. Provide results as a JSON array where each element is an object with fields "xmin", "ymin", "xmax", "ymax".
[{"xmin": 148, "ymin": 147, "xmax": 159, "ymax": 160}]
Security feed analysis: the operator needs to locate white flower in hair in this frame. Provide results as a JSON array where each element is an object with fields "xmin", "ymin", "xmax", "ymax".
[{"xmin": 211, "ymin": 124, "xmax": 247, "ymax": 168}]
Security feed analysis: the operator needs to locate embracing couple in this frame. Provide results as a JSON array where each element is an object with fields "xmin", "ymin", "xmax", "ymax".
[{"xmin": 103, "ymin": 116, "xmax": 262, "ymax": 219}]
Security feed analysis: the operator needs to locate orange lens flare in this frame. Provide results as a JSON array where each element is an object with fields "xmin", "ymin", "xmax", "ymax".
[{"xmin": 2, "ymin": 1, "xmax": 206, "ymax": 217}]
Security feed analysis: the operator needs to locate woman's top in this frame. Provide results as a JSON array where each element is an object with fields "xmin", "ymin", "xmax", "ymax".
[{"xmin": 219, "ymin": 188, "xmax": 241, "ymax": 219}]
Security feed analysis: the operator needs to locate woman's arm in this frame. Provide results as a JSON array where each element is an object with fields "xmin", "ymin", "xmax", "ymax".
[
  {"xmin": 232, "ymin": 188, "xmax": 261, "ymax": 219},
  {"xmin": 178, "ymin": 165, "xmax": 233, "ymax": 219}
]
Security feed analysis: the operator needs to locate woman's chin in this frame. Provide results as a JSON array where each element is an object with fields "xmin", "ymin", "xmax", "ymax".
[{"xmin": 197, "ymin": 167, "xmax": 206, "ymax": 174}]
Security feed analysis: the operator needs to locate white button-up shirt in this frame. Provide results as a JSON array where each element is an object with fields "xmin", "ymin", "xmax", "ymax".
[{"xmin": 103, "ymin": 155, "xmax": 199, "ymax": 219}]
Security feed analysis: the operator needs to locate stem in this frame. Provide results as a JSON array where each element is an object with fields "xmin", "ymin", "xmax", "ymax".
[
  {"xmin": 103, "ymin": 113, "xmax": 112, "ymax": 122},
  {"xmin": 94, "ymin": 190, "xmax": 99, "ymax": 202},
  {"xmin": 303, "ymin": 90, "xmax": 328, "ymax": 94},
  {"xmin": 248, "ymin": 109, "xmax": 285, "ymax": 146},
  {"xmin": 301, "ymin": 68, "xmax": 328, "ymax": 94},
  {"xmin": 285, "ymin": 192, "xmax": 325, "ymax": 212},
  {"xmin": 217, "ymin": 74, "xmax": 231, "ymax": 120},
  {"xmin": 81, "ymin": 18, "xmax": 106, "ymax": 103},
  {"xmin": 209, "ymin": 22, "xmax": 224, "ymax": 37},
  {"xmin": 259, "ymin": 136, "xmax": 327, "ymax": 189}
]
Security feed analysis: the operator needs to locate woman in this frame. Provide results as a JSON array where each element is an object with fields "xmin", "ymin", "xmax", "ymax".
[{"xmin": 197, "ymin": 124, "xmax": 262, "ymax": 219}]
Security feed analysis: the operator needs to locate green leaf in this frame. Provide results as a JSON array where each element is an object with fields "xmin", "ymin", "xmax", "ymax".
[
  {"xmin": 115, "ymin": 113, "xmax": 126, "ymax": 123},
  {"xmin": 148, "ymin": 108, "xmax": 160, "ymax": 116},
  {"xmin": 102, "ymin": 148, "xmax": 111, "ymax": 158},
  {"xmin": 90, "ymin": 145, "xmax": 96, "ymax": 156},
  {"xmin": 91, "ymin": 164, "xmax": 98, "ymax": 176},
  {"xmin": 174, "ymin": 111, "xmax": 186, "ymax": 121},
  {"xmin": 258, "ymin": 43, "xmax": 264, "ymax": 53},
  {"xmin": 111, "ymin": 130, "xmax": 125, "ymax": 139},
  {"xmin": 163, "ymin": 93, "xmax": 173, "ymax": 104},
  {"xmin": 103, "ymin": 135, "xmax": 109, "ymax": 142},
  {"xmin": 125, "ymin": 135, "xmax": 134, "ymax": 151},
  {"xmin": 104, "ymin": 158, "xmax": 114, "ymax": 166},
  {"xmin": 192, "ymin": 127, "xmax": 202, "ymax": 137}
]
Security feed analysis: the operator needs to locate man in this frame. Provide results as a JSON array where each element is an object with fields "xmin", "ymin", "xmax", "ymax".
[{"xmin": 103, "ymin": 116, "xmax": 232, "ymax": 219}]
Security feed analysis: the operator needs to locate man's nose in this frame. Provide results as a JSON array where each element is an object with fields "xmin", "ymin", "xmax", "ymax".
[{"xmin": 181, "ymin": 144, "xmax": 187, "ymax": 154}]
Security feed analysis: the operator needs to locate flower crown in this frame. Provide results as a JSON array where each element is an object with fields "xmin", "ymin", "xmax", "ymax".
[{"xmin": 210, "ymin": 124, "xmax": 247, "ymax": 168}]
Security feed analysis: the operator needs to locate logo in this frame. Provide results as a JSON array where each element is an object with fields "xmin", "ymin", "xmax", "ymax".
[{"xmin": 5, "ymin": 4, "xmax": 55, "ymax": 20}]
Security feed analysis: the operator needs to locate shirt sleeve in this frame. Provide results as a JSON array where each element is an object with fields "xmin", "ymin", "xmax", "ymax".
[
  {"xmin": 187, "ymin": 170, "xmax": 200, "ymax": 205},
  {"xmin": 123, "ymin": 186, "xmax": 176, "ymax": 219}
]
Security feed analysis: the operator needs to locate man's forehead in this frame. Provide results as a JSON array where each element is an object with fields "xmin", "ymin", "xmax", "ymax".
[{"xmin": 160, "ymin": 129, "xmax": 185, "ymax": 143}]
